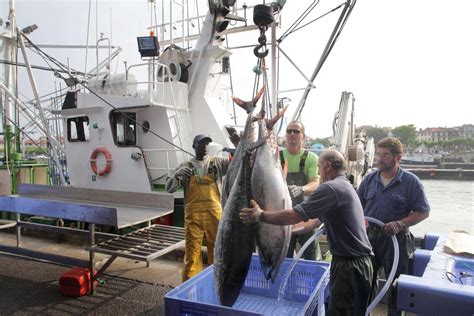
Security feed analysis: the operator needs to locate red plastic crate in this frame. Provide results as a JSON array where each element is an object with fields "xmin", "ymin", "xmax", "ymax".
[
  {"xmin": 154, "ymin": 214, "xmax": 172, "ymax": 226},
  {"xmin": 59, "ymin": 267, "xmax": 97, "ymax": 297}
]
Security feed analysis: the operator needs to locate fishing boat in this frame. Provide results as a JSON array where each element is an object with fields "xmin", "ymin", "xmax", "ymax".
[
  {"xmin": 1, "ymin": 0, "xmax": 473, "ymax": 315},
  {"xmin": 400, "ymin": 153, "xmax": 439, "ymax": 168}
]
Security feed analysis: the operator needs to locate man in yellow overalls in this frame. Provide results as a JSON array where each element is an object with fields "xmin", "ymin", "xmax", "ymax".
[{"xmin": 166, "ymin": 134, "xmax": 230, "ymax": 281}]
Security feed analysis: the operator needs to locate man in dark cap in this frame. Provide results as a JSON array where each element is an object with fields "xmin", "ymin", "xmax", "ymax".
[{"xmin": 166, "ymin": 134, "xmax": 230, "ymax": 281}]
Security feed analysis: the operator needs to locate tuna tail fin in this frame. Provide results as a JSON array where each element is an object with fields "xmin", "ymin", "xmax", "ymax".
[
  {"xmin": 232, "ymin": 85, "xmax": 266, "ymax": 114},
  {"xmin": 266, "ymin": 105, "xmax": 289, "ymax": 130}
]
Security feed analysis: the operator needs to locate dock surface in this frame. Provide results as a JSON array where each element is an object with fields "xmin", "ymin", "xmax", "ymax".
[{"xmin": 0, "ymin": 231, "xmax": 183, "ymax": 315}]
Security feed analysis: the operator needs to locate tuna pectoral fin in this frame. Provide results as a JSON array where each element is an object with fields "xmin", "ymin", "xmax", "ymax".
[
  {"xmin": 248, "ymin": 135, "xmax": 269, "ymax": 152},
  {"xmin": 262, "ymin": 266, "xmax": 273, "ymax": 281},
  {"xmin": 258, "ymin": 251, "xmax": 279, "ymax": 282}
]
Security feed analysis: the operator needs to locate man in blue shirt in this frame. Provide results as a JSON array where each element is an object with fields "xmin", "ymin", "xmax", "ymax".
[{"xmin": 357, "ymin": 137, "xmax": 430, "ymax": 316}]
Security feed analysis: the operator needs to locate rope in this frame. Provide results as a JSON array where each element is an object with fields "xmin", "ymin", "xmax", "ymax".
[
  {"xmin": 225, "ymin": 36, "xmax": 237, "ymax": 125},
  {"xmin": 278, "ymin": 0, "xmax": 320, "ymax": 43},
  {"xmin": 258, "ymin": 58, "xmax": 271, "ymax": 118},
  {"xmin": 287, "ymin": 3, "xmax": 346, "ymax": 36}
]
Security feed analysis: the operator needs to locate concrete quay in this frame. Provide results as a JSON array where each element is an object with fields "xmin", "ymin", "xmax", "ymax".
[{"xmin": 0, "ymin": 231, "xmax": 184, "ymax": 315}]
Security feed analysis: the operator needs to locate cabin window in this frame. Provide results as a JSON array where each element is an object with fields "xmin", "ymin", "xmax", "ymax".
[
  {"xmin": 111, "ymin": 112, "xmax": 136, "ymax": 146},
  {"xmin": 67, "ymin": 116, "xmax": 90, "ymax": 142}
]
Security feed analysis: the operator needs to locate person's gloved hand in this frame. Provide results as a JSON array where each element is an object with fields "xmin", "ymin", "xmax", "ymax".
[
  {"xmin": 226, "ymin": 127, "xmax": 241, "ymax": 147},
  {"xmin": 383, "ymin": 220, "xmax": 407, "ymax": 235},
  {"xmin": 288, "ymin": 185, "xmax": 304, "ymax": 200},
  {"xmin": 239, "ymin": 200, "xmax": 263, "ymax": 224},
  {"xmin": 230, "ymin": 132, "xmax": 241, "ymax": 147},
  {"xmin": 175, "ymin": 166, "xmax": 192, "ymax": 181}
]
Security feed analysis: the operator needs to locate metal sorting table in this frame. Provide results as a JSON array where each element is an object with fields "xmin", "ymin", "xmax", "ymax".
[
  {"xmin": 397, "ymin": 234, "xmax": 474, "ymax": 315},
  {"xmin": 0, "ymin": 184, "xmax": 185, "ymax": 293}
]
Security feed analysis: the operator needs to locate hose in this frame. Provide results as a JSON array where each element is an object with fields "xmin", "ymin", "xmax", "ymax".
[
  {"xmin": 278, "ymin": 225, "xmax": 326, "ymax": 315},
  {"xmin": 294, "ymin": 226, "xmax": 327, "ymax": 316},
  {"xmin": 364, "ymin": 216, "xmax": 399, "ymax": 316},
  {"xmin": 287, "ymin": 216, "xmax": 399, "ymax": 316}
]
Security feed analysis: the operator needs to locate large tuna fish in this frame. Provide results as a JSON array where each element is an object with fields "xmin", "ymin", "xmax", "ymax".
[
  {"xmin": 214, "ymin": 112, "xmax": 265, "ymax": 307},
  {"xmin": 221, "ymin": 86, "xmax": 265, "ymax": 207},
  {"xmin": 251, "ymin": 108, "xmax": 292, "ymax": 282}
]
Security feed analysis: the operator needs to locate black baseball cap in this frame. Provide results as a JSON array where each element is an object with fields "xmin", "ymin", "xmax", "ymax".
[{"xmin": 192, "ymin": 134, "xmax": 212, "ymax": 148}]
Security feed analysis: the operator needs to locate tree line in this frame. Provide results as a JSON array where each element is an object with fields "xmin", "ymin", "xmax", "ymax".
[{"xmin": 308, "ymin": 124, "xmax": 474, "ymax": 153}]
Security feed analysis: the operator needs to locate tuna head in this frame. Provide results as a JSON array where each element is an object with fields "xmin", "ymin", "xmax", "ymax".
[{"xmin": 221, "ymin": 112, "xmax": 259, "ymax": 207}]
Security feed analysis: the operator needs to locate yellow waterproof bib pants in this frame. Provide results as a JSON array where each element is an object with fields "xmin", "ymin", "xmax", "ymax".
[{"xmin": 183, "ymin": 173, "xmax": 222, "ymax": 281}]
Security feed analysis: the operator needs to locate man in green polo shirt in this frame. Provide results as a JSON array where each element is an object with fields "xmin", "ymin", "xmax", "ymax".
[{"xmin": 281, "ymin": 121, "xmax": 320, "ymax": 260}]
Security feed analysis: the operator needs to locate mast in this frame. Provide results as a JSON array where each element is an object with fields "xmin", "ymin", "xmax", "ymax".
[
  {"xmin": 17, "ymin": 30, "xmax": 66, "ymax": 185},
  {"xmin": 2, "ymin": 0, "xmax": 16, "ymax": 162}
]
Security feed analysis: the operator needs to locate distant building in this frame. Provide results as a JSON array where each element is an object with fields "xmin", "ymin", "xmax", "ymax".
[
  {"xmin": 417, "ymin": 124, "xmax": 473, "ymax": 142},
  {"xmin": 460, "ymin": 124, "xmax": 474, "ymax": 139}
]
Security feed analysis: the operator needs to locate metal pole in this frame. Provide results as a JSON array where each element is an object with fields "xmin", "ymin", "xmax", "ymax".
[
  {"xmin": 16, "ymin": 212, "xmax": 21, "ymax": 247},
  {"xmin": 271, "ymin": 22, "xmax": 277, "ymax": 121},
  {"xmin": 17, "ymin": 31, "xmax": 66, "ymax": 185},
  {"xmin": 170, "ymin": 0, "xmax": 173, "ymax": 44},
  {"xmin": 89, "ymin": 223, "xmax": 96, "ymax": 294},
  {"xmin": 3, "ymin": 0, "xmax": 16, "ymax": 161},
  {"xmin": 291, "ymin": 0, "xmax": 353, "ymax": 122}
]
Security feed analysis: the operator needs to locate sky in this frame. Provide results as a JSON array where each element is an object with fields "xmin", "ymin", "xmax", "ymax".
[{"xmin": 2, "ymin": 0, "xmax": 473, "ymax": 138}]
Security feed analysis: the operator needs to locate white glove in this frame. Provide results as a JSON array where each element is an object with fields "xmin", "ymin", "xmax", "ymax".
[
  {"xmin": 288, "ymin": 185, "xmax": 304, "ymax": 200},
  {"xmin": 175, "ymin": 166, "xmax": 192, "ymax": 181}
]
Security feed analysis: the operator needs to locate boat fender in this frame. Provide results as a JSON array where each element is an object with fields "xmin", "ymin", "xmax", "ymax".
[{"xmin": 90, "ymin": 147, "xmax": 113, "ymax": 176}]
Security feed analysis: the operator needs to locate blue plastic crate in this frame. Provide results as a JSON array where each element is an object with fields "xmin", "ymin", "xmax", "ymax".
[{"xmin": 165, "ymin": 255, "xmax": 330, "ymax": 316}]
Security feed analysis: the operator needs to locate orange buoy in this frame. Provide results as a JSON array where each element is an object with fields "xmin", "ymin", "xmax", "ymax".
[{"xmin": 90, "ymin": 147, "xmax": 112, "ymax": 176}]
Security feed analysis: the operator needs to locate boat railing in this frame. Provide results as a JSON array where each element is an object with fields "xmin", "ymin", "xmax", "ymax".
[{"xmin": 125, "ymin": 61, "xmax": 181, "ymax": 104}]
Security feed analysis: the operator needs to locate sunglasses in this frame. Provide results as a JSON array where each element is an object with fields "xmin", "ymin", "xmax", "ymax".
[{"xmin": 286, "ymin": 129, "xmax": 302, "ymax": 135}]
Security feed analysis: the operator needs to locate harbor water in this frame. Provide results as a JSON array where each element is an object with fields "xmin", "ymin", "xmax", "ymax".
[{"xmin": 411, "ymin": 179, "xmax": 474, "ymax": 236}]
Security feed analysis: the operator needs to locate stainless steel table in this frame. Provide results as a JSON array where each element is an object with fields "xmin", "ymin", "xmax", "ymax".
[{"xmin": 0, "ymin": 184, "xmax": 185, "ymax": 294}]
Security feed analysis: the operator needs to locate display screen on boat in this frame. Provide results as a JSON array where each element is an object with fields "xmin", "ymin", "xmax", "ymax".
[{"xmin": 137, "ymin": 36, "xmax": 160, "ymax": 57}]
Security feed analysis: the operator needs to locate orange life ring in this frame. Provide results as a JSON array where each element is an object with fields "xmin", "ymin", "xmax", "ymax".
[{"xmin": 90, "ymin": 147, "xmax": 112, "ymax": 176}]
